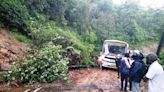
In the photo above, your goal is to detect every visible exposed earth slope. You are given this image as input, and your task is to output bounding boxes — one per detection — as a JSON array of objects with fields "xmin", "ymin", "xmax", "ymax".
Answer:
[{"xmin": 0, "ymin": 29, "xmax": 28, "ymax": 70}]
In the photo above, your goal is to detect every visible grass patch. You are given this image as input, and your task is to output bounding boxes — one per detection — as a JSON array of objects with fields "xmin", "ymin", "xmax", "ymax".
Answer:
[{"xmin": 11, "ymin": 31, "xmax": 32, "ymax": 45}]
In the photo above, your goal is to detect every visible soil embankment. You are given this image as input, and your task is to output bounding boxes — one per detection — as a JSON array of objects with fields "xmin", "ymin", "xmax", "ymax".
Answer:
[{"xmin": 0, "ymin": 29, "xmax": 28, "ymax": 70}]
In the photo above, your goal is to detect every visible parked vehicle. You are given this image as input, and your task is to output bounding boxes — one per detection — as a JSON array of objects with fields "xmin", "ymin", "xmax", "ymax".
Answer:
[{"xmin": 97, "ymin": 40, "xmax": 129, "ymax": 69}]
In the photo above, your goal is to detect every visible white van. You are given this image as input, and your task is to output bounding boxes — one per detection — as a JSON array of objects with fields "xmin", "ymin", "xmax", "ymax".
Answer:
[{"xmin": 97, "ymin": 40, "xmax": 129, "ymax": 69}]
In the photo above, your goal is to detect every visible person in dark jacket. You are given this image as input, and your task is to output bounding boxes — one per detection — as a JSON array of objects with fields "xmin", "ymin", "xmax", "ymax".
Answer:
[
  {"xmin": 119, "ymin": 53, "xmax": 131, "ymax": 92},
  {"xmin": 129, "ymin": 50, "xmax": 144, "ymax": 92},
  {"xmin": 120, "ymin": 60, "xmax": 128, "ymax": 91}
]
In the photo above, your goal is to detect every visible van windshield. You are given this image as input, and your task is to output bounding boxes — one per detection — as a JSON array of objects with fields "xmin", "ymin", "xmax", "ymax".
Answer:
[{"xmin": 108, "ymin": 45, "xmax": 125, "ymax": 54}]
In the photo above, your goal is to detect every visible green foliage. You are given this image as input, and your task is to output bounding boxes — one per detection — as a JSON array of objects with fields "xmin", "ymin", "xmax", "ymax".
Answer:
[
  {"xmin": 22, "ymin": 0, "xmax": 67, "ymax": 25},
  {"xmin": 29, "ymin": 18, "xmax": 94, "ymax": 65},
  {"xmin": 0, "ymin": 0, "xmax": 30, "ymax": 35},
  {"xmin": 6, "ymin": 42, "xmax": 68, "ymax": 83},
  {"xmin": 11, "ymin": 31, "xmax": 32, "ymax": 45},
  {"xmin": 83, "ymin": 32, "xmax": 98, "ymax": 44},
  {"xmin": 160, "ymin": 52, "xmax": 164, "ymax": 68},
  {"xmin": 66, "ymin": 0, "xmax": 163, "ymax": 45},
  {"xmin": 57, "ymin": 30, "xmax": 95, "ymax": 65},
  {"xmin": 30, "ymin": 21, "xmax": 58, "ymax": 47},
  {"xmin": 1, "ymin": 0, "xmax": 163, "ymax": 48}
]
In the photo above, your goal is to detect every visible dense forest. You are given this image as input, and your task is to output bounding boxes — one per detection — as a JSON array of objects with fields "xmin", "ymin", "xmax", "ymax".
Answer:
[{"xmin": 0, "ymin": 0, "xmax": 164, "ymax": 83}]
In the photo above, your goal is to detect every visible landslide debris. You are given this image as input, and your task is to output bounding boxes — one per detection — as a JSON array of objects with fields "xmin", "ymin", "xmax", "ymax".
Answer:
[{"xmin": 0, "ymin": 29, "xmax": 28, "ymax": 70}]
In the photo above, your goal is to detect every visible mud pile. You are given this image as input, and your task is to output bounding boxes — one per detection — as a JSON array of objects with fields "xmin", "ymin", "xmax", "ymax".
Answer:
[{"xmin": 0, "ymin": 29, "xmax": 28, "ymax": 70}]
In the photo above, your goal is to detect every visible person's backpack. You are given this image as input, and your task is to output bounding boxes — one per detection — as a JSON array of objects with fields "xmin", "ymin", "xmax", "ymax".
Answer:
[{"xmin": 138, "ymin": 61, "xmax": 148, "ymax": 78}]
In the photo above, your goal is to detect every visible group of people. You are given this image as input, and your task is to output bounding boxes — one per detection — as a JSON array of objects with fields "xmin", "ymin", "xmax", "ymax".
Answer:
[{"xmin": 115, "ymin": 50, "xmax": 164, "ymax": 92}]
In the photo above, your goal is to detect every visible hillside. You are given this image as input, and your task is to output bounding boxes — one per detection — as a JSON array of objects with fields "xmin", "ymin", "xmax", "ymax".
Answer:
[{"xmin": 0, "ymin": 29, "xmax": 28, "ymax": 70}]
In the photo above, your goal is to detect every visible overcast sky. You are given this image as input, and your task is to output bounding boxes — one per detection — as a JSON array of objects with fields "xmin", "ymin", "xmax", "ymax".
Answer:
[{"xmin": 112, "ymin": 0, "xmax": 164, "ymax": 9}]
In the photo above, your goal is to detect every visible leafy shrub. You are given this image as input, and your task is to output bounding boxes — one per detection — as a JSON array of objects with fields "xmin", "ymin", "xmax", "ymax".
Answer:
[
  {"xmin": 6, "ymin": 42, "xmax": 68, "ymax": 84},
  {"xmin": 0, "ymin": 0, "xmax": 30, "ymax": 35},
  {"xmin": 57, "ymin": 30, "xmax": 95, "ymax": 65},
  {"xmin": 83, "ymin": 32, "xmax": 98, "ymax": 44},
  {"xmin": 29, "ymin": 20, "xmax": 59, "ymax": 47}
]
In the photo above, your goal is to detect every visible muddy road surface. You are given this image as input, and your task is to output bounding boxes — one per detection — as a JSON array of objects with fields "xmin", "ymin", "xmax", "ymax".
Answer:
[
  {"xmin": 38, "ymin": 68, "xmax": 120, "ymax": 92},
  {"xmin": 1, "ymin": 68, "xmax": 120, "ymax": 92},
  {"xmin": 68, "ymin": 68, "xmax": 120, "ymax": 92}
]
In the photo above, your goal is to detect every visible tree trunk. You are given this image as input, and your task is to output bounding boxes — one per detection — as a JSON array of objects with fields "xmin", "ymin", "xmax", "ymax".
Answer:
[{"xmin": 156, "ymin": 32, "xmax": 164, "ymax": 56}]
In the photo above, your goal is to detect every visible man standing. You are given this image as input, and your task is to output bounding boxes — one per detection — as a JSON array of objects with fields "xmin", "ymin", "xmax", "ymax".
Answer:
[
  {"xmin": 145, "ymin": 54, "xmax": 164, "ymax": 92},
  {"xmin": 119, "ymin": 53, "xmax": 132, "ymax": 91},
  {"xmin": 129, "ymin": 50, "xmax": 145, "ymax": 92}
]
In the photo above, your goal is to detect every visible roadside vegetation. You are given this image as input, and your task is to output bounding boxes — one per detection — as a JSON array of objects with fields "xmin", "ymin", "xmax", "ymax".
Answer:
[
  {"xmin": 0, "ymin": 0, "xmax": 164, "ymax": 84},
  {"xmin": 160, "ymin": 52, "xmax": 164, "ymax": 68}
]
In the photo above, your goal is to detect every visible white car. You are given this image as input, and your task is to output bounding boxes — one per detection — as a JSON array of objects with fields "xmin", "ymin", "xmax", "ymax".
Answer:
[{"xmin": 97, "ymin": 40, "xmax": 129, "ymax": 69}]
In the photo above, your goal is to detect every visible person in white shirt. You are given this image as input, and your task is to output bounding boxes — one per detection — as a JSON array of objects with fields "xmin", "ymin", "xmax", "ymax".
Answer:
[{"xmin": 145, "ymin": 54, "xmax": 164, "ymax": 92}]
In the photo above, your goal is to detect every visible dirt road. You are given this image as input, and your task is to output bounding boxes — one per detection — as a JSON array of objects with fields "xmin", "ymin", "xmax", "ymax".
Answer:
[
  {"xmin": 39, "ymin": 68, "xmax": 121, "ymax": 92},
  {"xmin": 68, "ymin": 68, "xmax": 120, "ymax": 92},
  {"xmin": 0, "ymin": 68, "xmax": 121, "ymax": 92}
]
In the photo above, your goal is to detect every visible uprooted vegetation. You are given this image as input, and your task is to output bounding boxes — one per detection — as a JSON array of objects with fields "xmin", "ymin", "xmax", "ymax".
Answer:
[{"xmin": 5, "ymin": 42, "xmax": 68, "ymax": 84}]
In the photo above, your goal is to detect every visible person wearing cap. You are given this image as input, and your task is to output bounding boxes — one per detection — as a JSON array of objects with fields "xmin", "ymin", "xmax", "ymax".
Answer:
[{"xmin": 144, "ymin": 54, "xmax": 164, "ymax": 92}]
